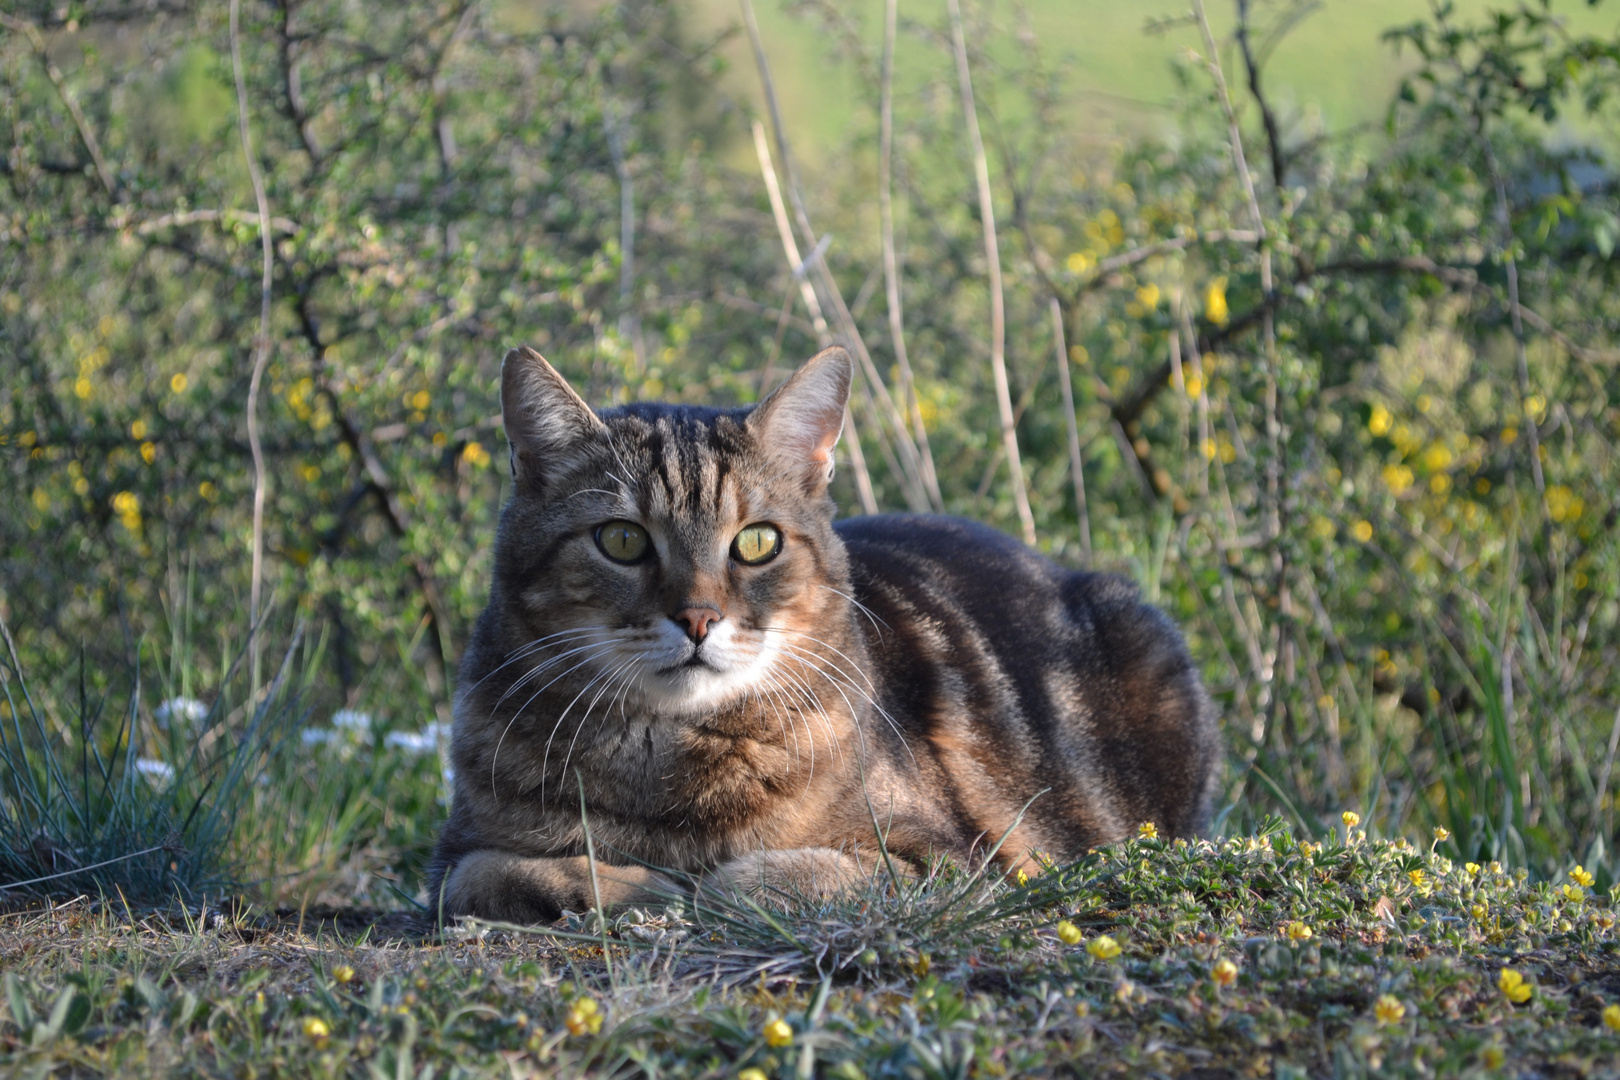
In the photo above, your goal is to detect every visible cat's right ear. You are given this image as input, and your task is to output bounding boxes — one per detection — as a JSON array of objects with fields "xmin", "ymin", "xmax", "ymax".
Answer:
[
  {"xmin": 501, "ymin": 346, "xmax": 606, "ymax": 493},
  {"xmin": 748, "ymin": 345, "xmax": 852, "ymax": 493}
]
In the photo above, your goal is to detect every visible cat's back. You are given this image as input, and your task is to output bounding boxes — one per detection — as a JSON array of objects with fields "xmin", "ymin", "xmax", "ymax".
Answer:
[{"xmin": 835, "ymin": 514, "xmax": 1218, "ymax": 843}]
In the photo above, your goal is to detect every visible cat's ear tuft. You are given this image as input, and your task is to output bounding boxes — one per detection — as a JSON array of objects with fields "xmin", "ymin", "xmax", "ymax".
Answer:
[
  {"xmin": 749, "ymin": 345, "xmax": 852, "ymax": 491},
  {"xmin": 501, "ymin": 346, "xmax": 606, "ymax": 492}
]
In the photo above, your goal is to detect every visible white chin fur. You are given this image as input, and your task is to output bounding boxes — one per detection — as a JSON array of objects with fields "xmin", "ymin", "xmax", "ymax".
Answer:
[{"xmin": 619, "ymin": 618, "xmax": 782, "ymax": 715}]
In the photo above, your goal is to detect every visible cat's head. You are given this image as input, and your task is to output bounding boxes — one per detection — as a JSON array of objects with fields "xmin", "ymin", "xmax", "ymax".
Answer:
[{"xmin": 482, "ymin": 346, "xmax": 855, "ymax": 717}]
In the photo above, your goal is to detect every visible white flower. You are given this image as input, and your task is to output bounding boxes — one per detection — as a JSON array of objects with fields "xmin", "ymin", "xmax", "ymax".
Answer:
[
  {"xmin": 154, "ymin": 697, "xmax": 208, "ymax": 729},
  {"xmin": 331, "ymin": 709, "xmax": 372, "ymax": 733},
  {"xmin": 301, "ymin": 727, "xmax": 335, "ymax": 746},
  {"xmin": 384, "ymin": 722, "xmax": 452, "ymax": 755},
  {"xmin": 135, "ymin": 758, "xmax": 175, "ymax": 784}
]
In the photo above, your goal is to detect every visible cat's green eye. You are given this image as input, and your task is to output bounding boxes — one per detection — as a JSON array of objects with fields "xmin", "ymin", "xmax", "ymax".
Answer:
[
  {"xmin": 731, "ymin": 523, "xmax": 782, "ymax": 566},
  {"xmin": 596, "ymin": 521, "xmax": 651, "ymax": 564}
]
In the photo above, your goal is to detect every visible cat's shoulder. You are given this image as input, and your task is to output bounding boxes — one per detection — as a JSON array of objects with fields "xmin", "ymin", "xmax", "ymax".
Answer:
[{"xmin": 833, "ymin": 513, "xmax": 1138, "ymax": 600}]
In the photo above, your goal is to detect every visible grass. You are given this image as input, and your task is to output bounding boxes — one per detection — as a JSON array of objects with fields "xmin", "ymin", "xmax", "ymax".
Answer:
[{"xmin": 3, "ymin": 823, "xmax": 1618, "ymax": 1077}]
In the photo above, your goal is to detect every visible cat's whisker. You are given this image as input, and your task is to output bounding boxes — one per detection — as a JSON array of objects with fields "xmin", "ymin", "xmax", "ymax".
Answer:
[
  {"xmin": 766, "ymin": 673, "xmax": 815, "ymax": 780},
  {"xmin": 493, "ymin": 637, "xmax": 621, "ymax": 710},
  {"xmin": 770, "ymin": 639, "xmax": 916, "ymax": 767},
  {"xmin": 468, "ymin": 626, "xmax": 614, "ymax": 694},
  {"xmin": 617, "ymin": 659, "xmax": 646, "ymax": 725},
  {"xmin": 554, "ymin": 657, "xmax": 644, "ymax": 798},
  {"xmin": 538, "ymin": 657, "xmax": 636, "ymax": 806},
  {"xmin": 764, "ymin": 664, "xmax": 840, "ymax": 769},
  {"xmin": 757, "ymin": 626, "xmax": 880, "ymax": 695},
  {"xmin": 752, "ymin": 675, "xmax": 800, "ymax": 776},
  {"xmin": 816, "ymin": 584, "xmax": 890, "ymax": 638},
  {"xmin": 491, "ymin": 644, "xmax": 624, "ymax": 803}
]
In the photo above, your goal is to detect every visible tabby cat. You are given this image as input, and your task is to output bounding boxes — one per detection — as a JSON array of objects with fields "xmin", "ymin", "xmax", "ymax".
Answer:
[{"xmin": 429, "ymin": 345, "xmax": 1217, "ymax": 922}]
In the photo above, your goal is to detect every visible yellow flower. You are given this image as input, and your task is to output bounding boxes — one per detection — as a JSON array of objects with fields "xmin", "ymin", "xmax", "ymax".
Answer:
[
  {"xmin": 301, "ymin": 1016, "xmax": 331, "ymax": 1048},
  {"xmin": 739, "ymin": 1069, "xmax": 769, "ymax": 1080},
  {"xmin": 1409, "ymin": 870, "xmax": 1427, "ymax": 889},
  {"xmin": 1351, "ymin": 520, "xmax": 1373, "ymax": 543},
  {"xmin": 565, "ymin": 997, "xmax": 603, "ymax": 1036},
  {"xmin": 1482, "ymin": 1045, "xmax": 1505, "ymax": 1069},
  {"xmin": 1471, "ymin": 904, "xmax": 1488, "ymax": 923},
  {"xmin": 762, "ymin": 1017, "xmax": 793, "ymax": 1047},
  {"xmin": 1374, "ymin": 995, "xmax": 1405, "ymax": 1025},
  {"xmin": 1066, "ymin": 251, "xmax": 1095, "ymax": 274},
  {"xmin": 1204, "ymin": 277, "xmax": 1229, "ymax": 325},
  {"xmin": 1368, "ymin": 403, "xmax": 1393, "ymax": 436},
  {"xmin": 1498, "ymin": 968, "xmax": 1532, "ymax": 1004},
  {"xmin": 1466, "ymin": 862, "xmax": 1481, "ymax": 875},
  {"xmin": 1056, "ymin": 920, "xmax": 1083, "ymax": 946},
  {"xmin": 1341, "ymin": 811, "xmax": 1361, "ymax": 829},
  {"xmin": 462, "ymin": 441, "xmax": 491, "ymax": 469},
  {"xmin": 1211, "ymin": 958, "xmax": 1238, "ymax": 987},
  {"xmin": 331, "ymin": 964, "xmax": 356, "ymax": 985},
  {"xmin": 1571, "ymin": 866, "xmax": 1595, "ymax": 888},
  {"xmin": 1137, "ymin": 821, "xmax": 1158, "ymax": 840},
  {"xmin": 1432, "ymin": 826, "xmax": 1450, "ymax": 843},
  {"xmin": 1086, "ymin": 935, "xmax": 1122, "ymax": 960},
  {"xmin": 1560, "ymin": 883, "xmax": 1585, "ymax": 902},
  {"xmin": 1603, "ymin": 1003, "xmax": 1620, "ymax": 1031},
  {"xmin": 1016, "ymin": 868, "xmax": 1029, "ymax": 887},
  {"xmin": 170, "ymin": 372, "xmax": 189, "ymax": 394},
  {"xmin": 1284, "ymin": 921, "xmax": 1313, "ymax": 942}
]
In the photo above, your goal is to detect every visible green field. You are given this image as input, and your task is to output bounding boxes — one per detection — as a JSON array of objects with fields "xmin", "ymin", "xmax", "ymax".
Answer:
[{"xmin": 678, "ymin": 0, "xmax": 1620, "ymax": 160}]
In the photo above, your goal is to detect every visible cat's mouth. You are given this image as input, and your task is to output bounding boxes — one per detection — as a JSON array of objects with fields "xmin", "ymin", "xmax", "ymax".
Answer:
[{"xmin": 659, "ymin": 648, "xmax": 717, "ymax": 675}]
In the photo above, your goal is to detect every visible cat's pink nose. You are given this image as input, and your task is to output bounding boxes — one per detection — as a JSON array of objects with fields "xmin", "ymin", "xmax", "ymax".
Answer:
[{"xmin": 673, "ymin": 607, "xmax": 722, "ymax": 643}]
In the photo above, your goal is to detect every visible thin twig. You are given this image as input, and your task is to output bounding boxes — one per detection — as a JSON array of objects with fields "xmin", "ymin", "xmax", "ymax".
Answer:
[
  {"xmin": 0, "ymin": 13, "xmax": 118, "ymax": 198},
  {"xmin": 1050, "ymin": 298, "xmax": 1090, "ymax": 556},
  {"xmin": 948, "ymin": 0, "xmax": 1035, "ymax": 546},
  {"xmin": 231, "ymin": 0, "xmax": 276, "ymax": 697},
  {"xmin": 749, "ymin": 120, "xmax": 877, "ymax": 514},
  {"xmin": 880, "ymin": 0, "xmax": 942, "ymax": 511},
  {"xmin": 740, "ymin": 0, "xmax": 930, "ymax": 512},
  {"xmin": 605, "ymin": 100, "xmax": 644, "ymax": 375},
  {"xmin": 1480, "ymin": 130, "xmax": 1547, "ymax": 504},
  {"xmin": 0, "ymin": 846, "xmax": 166, "ymax": 894},
  {"xmin": 1592, "ymin": 700, "xmax": 1620, "ymax": 838}
]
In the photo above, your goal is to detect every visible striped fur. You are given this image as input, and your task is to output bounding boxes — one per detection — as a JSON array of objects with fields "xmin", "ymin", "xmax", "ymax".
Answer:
[{"xmin": 428, "ymin": 346, "xmax": 1218, "ymax": 922}]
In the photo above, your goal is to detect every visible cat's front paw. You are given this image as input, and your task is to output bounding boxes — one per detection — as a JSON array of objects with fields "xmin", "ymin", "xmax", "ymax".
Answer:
[
  {"xmin": 440, "ymin": 850, "xmax": 681, "ymax": 924},
  {"xmin": 705, "ymin": 847, "xmax": 870, "ymax": 906}
]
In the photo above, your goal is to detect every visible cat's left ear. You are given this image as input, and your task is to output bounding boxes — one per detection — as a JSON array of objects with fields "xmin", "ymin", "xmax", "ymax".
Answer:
[
  {"xmin": 501, "ymin": 346, "xmax": 607, "ymax": 493},
  {"xmin": 748, "ymin": 345, "xmax": 852, "ymax": 492}
]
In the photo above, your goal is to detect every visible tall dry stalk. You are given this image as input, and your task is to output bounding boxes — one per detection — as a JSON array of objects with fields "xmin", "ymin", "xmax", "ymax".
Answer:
[
  {"xmin": 1049, "ymin": 298, "xmax": 1090, "ymax": 556},
  {"xmin": 751, "ymin": 121, "xmax": 878, "ymax": 514},
  {"xmin": 740, "ymin": 0, "xmax": 932, "ymax": 513},
  {"xmin": 1192, "ymin": 0, "xmax": 1290, "ymax": 717},
  {"xmin": 231, "ymin": 0, "xmax": 275, "ymax": 695},
  {"xmin": 947, "ymin": 0, "xmax": 1035, "ymax": 546},
  {"xmin": 881, "ymin": 0, "xmax": 942, "ymax": 511}
]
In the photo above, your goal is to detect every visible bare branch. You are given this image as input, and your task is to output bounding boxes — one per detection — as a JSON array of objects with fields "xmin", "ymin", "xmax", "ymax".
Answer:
[
  {"xmin": 749, "ymin": 120, "xmax": 878, "ymax": 515},
  {"xmin": 948, "ymin": 0, "xmax": 1035, "ymax": 546},
  {"xmin": 1050, "ymin": 297, "xmax": 1091, "ymax": 556},
  {"xmin": 880, "ymin": 0, "xmax": 942, "ymax": 511},
  {"xmin": 230, "ymin": 0, "xmax": 277, "ymax": 695},
  {"xmin": 0, "ymin": 12, "xmax": 118, "ymax": 198}
]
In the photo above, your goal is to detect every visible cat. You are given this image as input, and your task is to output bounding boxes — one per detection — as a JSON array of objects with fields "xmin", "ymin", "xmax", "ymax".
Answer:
[{"xmin": 428, "ymin": 344, "xmax": 1218, "ymax": 922}]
